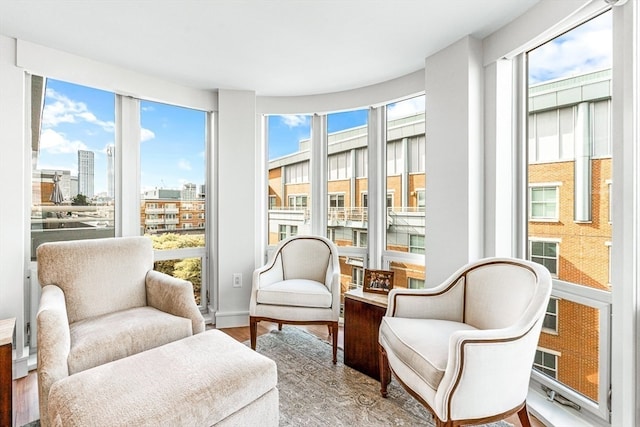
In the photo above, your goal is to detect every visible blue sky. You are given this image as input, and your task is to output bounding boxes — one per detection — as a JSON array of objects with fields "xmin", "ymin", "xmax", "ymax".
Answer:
[
  {"xmin": 38, "ymin": 80, "xmax": 205, "ymax": 195},
  {"xmin": 36, "ymin": 11, "xmax": 611, "ymax": 192}
]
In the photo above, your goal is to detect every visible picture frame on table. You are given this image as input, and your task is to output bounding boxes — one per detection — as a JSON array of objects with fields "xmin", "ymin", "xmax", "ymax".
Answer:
[{"xmin": 363, "ymin": 269, "xmax": 394, "ymax": 294}]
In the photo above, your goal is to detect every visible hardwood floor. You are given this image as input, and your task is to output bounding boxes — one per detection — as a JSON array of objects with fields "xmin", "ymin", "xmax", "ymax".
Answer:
[{"xmin": 12, "ymin": 323, "xmax": 543, "ymax": 427}]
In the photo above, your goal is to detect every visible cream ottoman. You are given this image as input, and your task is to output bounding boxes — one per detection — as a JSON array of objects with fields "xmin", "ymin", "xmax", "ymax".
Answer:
[{"xmin": 47, "ymin": 329, "xmax": 279, "ymax": 426}]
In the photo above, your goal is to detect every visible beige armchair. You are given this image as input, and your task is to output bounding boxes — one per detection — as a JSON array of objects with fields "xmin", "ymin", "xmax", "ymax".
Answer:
[
  {"xmin": 36, "ymin": 236, "xmax": 205, "ymax": 427},
  {"xmin": 379, "ymin": 257, "xmax": 552, "ymax": 427},
  {"xmin": 250, "ymin": 235, "xmax": 341, "ymax": 363}
]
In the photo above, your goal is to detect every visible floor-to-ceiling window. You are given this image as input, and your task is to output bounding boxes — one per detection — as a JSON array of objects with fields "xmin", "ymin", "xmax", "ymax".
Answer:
[
  {"xmin": 139, "ymin": 100, "xmax": 208, "ymax": 306},
  {"xmin": 384, "ymin": 95, "xmax": 426, "ymax": 289},
  {"xmin": 326, "ymin": 109, "xmax": 369, "ymax": 307},
  {"xmin": 526, "ymin": 10, "xmax": 612, "ymax": 422},
  {"xmin": 266, "ymin": 114, "xmax": 312, "ymax": 245},
  {"xmin": 30, "ymin": 77, "xmax": 116, "ymax": 258}
]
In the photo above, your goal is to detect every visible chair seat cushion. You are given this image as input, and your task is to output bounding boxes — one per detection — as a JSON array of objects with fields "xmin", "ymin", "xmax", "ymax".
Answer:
[
  {"xmin": 68, "ymin": 306, "xmax": 193, "ymax": 374},
  {"xmin": 379, "ymin": 317, "xmax": 477, "ymax": 390},
  {"xmin": 256, "ymin": 279, "xmax": 332, "ymax": 308}
]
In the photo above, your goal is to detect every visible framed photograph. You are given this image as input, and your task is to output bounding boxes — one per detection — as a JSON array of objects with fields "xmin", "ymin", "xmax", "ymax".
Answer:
[{"xmin": 363, "ymin": 269, "xmax": 394, "ymax": 294}]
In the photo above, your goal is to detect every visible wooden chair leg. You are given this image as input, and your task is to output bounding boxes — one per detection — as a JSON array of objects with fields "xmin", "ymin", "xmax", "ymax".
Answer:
[
  {"xmin": 517, "ymin": 404, "xmax": 532, "ymax": 427},
  {"xmin": 250, "ymin": 318, "xmax": 258, "ymax": 350},
  {"xmin": 379, "ymin": 344, "xmax": 391, "ymax": 397},
  {"xmin": 331, "ymin": 322, "xmax": 338, "ymax": 364},
  {"xmin": 327, "ymin": 324, "xmax": 332, "ymax": 337},
  {"xmin": 278, "ymin": 323, "xmax": 283, "ymax": 331}
]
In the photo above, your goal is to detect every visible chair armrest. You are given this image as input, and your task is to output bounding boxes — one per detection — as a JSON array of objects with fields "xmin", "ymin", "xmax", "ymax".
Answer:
[
  {"xmin": 435, "ymin": 324, "xmax": 542, "ymax": 421},
  {"xmin": 37, "ymin": 285, "xmax": 71, "ymax": 427},
  {"xmin": 386, "ymin": 276, "xmax": 466, "ymax": 321},
  {"xmin": 146, "ymin": 270, "xmax": 205, "ymax": 334}
]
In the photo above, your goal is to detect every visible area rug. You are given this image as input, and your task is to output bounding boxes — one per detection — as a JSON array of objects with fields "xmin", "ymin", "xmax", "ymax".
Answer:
[{"xmin": 250, "ymin": 327, "xmax": 513, "ymax": 427}]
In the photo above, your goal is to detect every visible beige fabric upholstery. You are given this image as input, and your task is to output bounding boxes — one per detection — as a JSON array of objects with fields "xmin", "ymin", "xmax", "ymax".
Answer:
[
  {"xmin": 48, "ymin": 330, "xmax": 279, "ymax": 427},
  {"xmin": 379, "ymin": 257, "xmax": 552, "ymax": 427},
  {"xmin": 250, "ymin": 235, "xmax": 341, "ymax": 362},
  {"xmin": 36, "ymin": 236, "xmax": 205, "ymax": 427}
]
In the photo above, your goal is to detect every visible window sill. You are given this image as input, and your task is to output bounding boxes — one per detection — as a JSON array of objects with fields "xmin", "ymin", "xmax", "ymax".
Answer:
[{"xmin": 527, "ymin": 387, "xmax": 609, "ymax": 427}]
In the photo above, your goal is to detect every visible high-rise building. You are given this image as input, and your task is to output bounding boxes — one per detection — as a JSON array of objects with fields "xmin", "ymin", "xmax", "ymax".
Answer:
[
  {"xmin": 106, "ymin": 145, "xmax": 115, "ymax": 199},
  {"xmin": 182, "ymin": 183, "xmax": 197, "ymax": 200},
  {"xmin": 78, "ymin": 149, "xmax": 94, "ymax": 198}
]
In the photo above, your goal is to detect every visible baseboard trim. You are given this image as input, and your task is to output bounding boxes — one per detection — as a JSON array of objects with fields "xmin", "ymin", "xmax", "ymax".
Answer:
[{"xmin": 214, "ymin": 310, "xmax": 249, "ymax": 328}]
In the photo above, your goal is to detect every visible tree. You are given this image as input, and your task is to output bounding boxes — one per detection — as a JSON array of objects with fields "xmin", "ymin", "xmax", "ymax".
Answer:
[
  {"xmin": 71, "ymin": 194, "xmax": 89, "ymax": 206},
  {"xmin": 149, "ymin": 233, "xmax": 205, "ymax": 304}
]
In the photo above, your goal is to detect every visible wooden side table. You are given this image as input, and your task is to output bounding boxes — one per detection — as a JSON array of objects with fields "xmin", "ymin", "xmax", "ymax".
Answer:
[
  {"xmin": 0, "ymin": 317, "xmax": 15, "ymax": 427},
  {"xmin": 344, "ymin": 288, "xmax": 388, "ymax": 381}
]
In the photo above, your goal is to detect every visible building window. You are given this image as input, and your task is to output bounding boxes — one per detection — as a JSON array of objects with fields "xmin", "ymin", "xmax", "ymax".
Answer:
[
  {"xmin": 534, "ymin": 349, "xmax": 558, "ymax": 379},
  {"xmin": 408, "ymin": 278, "xmax": 425, "ymax": 289},
  {"xmin": 278, "ymin": 225, "xmax": 287, "ymax": 241},
  {"xmin": 416, "ymin": 189, "xmax": 425, "ymax": 209},
  {"xmin": 328, "ymin": 152, "xmax": 351, "ymax": 180},
  {"xmin": 352, "ymin": 230, "xmax": 367, "ymax": 248},
  {"xmin": 543, "ymin": 298, "xmax": 559, "ymax": 333},
  {"xmin": 529, "ymin": 186, "xmax": 559, "ymax": 221},
  {"xmin": 269, "ymin": 195, "xmax": 277, "ymax": 210},
  {"xmin": 409, "ymin": 234, "xmax": 425, "ymax": 254},
  {"xmin": 529, "ymin": 240, "xmax": 559, "ymax": 277},
  {"xmin": 288, "ymin": 195, "xmax": 308, "ymax": 209},
  {"xmin": 329, "ymin": 194, "xmax": 345, "ymax": 208},
  {"xmin": 284, "ymin": 161, "xmax": 309, "ymax": 184}
]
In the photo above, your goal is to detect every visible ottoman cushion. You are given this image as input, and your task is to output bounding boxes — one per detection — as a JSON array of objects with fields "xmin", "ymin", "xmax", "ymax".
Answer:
[{"xmin": 48, "ymin": 329, "xmax": 278, "ymax": 426}]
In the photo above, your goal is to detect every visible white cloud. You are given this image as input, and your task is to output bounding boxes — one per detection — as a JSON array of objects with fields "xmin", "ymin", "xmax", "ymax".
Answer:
[
  {"xmin": 177, "ymin": 159, "xmax": 192, "ymax": 170},
  {"xmin": 43, "ymin": 88, "xmax": 114, "ymax": 132},
  {"xmin": 529, "ymin": 12, "xmax": 611, "ymax": 83},
  {"xmin": 280, "ymin": 115, "xmax": 308, "ymax": 128},
  {"xmin": 40, "ymin": 128, "xmax": 88, "ymax": 154},
  {"xmin": 387, "ymin": 96, "xmax": 425, "ymax": 120},
  {"xmin": 140, "ymin": 128, "xmax": 156, "ymax": 142}
]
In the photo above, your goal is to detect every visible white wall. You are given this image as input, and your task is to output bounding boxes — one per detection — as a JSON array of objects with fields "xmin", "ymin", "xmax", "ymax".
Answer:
[
  {"xmin": 215, "ymin": 89, "xmax": 256, "ymax": 328},
  {"xmin": 424, "ymin": 35, "xmax": 484, "ymax": 286},
  {"xmin": 0, "ymin": 35, "xmax": 28, "ymax": 376}
]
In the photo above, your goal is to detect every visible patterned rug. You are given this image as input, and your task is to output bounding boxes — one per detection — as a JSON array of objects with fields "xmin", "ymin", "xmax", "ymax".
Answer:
[{"xmin": 250, "ymin": 327, "xmax": 514, "ymax": 427}]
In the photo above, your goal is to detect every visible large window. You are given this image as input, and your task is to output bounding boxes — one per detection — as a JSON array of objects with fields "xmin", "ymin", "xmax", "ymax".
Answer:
[
  {"xmin": 140, "ymin": 100, "xmax": 207, "ymax": 306},
  {"xmin": 526, "ymin": 10, "xmax": 612, "ymax": 422},
  {"xmin": 30, "ymin": 77, "xmax": 116, "ymax": 259},
  {"xmin": 267, "ymin": 115, "xmax": 312, "ymax": 245},
  {"xmin": 385, "ymin": 96, "xmax": 426, "ymax": 286}
]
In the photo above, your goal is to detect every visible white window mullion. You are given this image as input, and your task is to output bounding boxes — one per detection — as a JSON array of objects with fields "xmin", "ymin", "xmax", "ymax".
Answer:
[
  {"xmin": 310, "ymin": 114, "xmax": 327, "ymax": 236},
  {"xmin": 115, "ymin": 95, "xmax": 141, "ymax": 237},
  {"xmin": 367, "ymin": 106, "xmax": 385, "ymax": 269}
]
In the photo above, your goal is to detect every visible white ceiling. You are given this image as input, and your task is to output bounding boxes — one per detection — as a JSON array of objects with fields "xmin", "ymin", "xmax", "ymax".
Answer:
[{"xmin": 0, "ymin": 0, "xmax": 539, "ymax": 96}]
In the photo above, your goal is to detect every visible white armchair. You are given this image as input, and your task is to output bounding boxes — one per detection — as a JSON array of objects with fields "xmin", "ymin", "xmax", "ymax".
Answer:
[
  {"xmin": 36, "ymin": 236, "xmax": 205, "ymax": 427},
  {"xmin": 378, "ymin": 257, "xmax": 552, "ymax": 427},
  {"xmin": 250, "ymin": 235, "xmax": 341, "ymax": 363}
]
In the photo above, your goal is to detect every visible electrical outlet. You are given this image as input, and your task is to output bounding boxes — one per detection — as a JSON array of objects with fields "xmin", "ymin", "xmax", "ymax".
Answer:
[{"xmin": 232, "ymin": 273, "xmax": 242, "ymax": 288}]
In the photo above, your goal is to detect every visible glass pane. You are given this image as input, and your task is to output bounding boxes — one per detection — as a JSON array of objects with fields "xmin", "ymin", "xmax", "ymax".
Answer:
[
  {"xmin": 267, "ymin": 115, "xmax": 312, "ymax": 245},
  {"xmin": 31, "ymin": 78, "xmax": 115, "ymax": 260},
  {"xmin": 537, "ymin": 300, "xmax": 600, "ymax": 401},
  {"xmin": 140, "ymin": 100, "xmax": 206, "ymax": 247},
  {"xmin": 338, "ymin": 255, "xmax": 365, "ymax": 317},
  {"xmin": 385, "ymin": 96, "xmax": 426, "ymax": 279},
  {"xmin": 327, "ymin": 109, "xmax": 368, "ymax": 249},
  {"xmin": 389, "ymin": 261, "xmax": 425, "ymax": 289},
  {"xmin": 153, "ymin": 257, "xmax": 202, "ymax": 305},
  {"xmin": 528, "ymin": 10, "xmax": 611, "ymax": 406}
]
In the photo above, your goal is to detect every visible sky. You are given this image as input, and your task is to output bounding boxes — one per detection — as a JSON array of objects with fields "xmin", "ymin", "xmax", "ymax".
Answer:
[{"xmin": 36, "ymin": 10, "xmax": 611, "ymax": 193}]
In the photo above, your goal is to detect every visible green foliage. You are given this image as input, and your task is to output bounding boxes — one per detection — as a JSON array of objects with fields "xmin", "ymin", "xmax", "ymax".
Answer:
[
  {"xmin": 149, "ymin": 233, "xmax": 205, "ymax": 305},
  {"xmin": 71, "ymin": 194, "xmax": 89, "ymax": 206}
]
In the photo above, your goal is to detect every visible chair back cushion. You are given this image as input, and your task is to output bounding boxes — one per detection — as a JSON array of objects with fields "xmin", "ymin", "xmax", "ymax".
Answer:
[
  {"xmin": 37, "ymin": 237, "xmax": 153, "ymax": 324},
  {"xmin": 279, "ymin": 237, "xmax": 332, "ymax": 285},
  {"xmin": 464, "ymin": 261, "xmax": 538, "ymax": 330}
]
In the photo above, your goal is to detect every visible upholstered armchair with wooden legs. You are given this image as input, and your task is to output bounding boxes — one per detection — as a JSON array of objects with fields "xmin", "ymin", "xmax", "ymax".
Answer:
[
  {"xmin": 250, "ymin": 235, "xmax": 341, "ymax": 363},
  {"xmin": 379, "ymin": 257, "xmax": 552, "ymax": 427}
]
